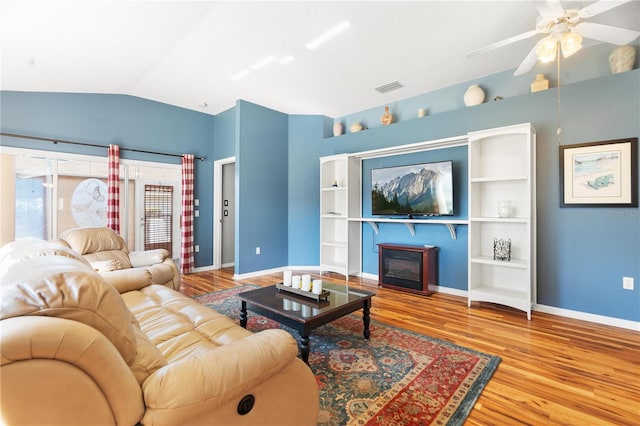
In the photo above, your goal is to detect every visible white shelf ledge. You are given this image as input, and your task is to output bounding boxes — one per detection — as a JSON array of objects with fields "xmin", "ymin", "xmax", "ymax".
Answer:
[
  {"xmin": 348, "ymin": 217, "xmax": 468, "ymax": 239},
  {"xmin": 470, "ymin": 256, "xmax": 527, "ymax": 269}
]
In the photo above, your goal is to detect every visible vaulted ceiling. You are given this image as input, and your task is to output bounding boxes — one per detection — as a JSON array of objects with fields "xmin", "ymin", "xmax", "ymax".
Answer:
[{"xmin": 2, "ymin": 1, "xmax": 638, "ymax": 117}]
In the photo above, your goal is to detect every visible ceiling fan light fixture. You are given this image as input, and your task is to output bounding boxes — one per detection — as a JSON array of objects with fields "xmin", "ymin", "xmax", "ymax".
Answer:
[
  {"xmin": 560, "ymin": 32, "xmax": 583, "ymax": 58},
  {"xmin": 536, "ymin": 37, "xmax": 558, "ymax": 63}
]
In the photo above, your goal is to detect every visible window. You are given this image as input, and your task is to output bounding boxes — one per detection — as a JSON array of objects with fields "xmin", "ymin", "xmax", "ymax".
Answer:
[{"xmin": 1, "ymin": 147, "xmax": 180, "ymax": 255}]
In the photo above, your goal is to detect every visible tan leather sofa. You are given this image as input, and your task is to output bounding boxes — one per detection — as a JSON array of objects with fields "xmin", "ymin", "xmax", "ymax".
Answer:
[
  {"xmin": 0, "ymin": 238, "xmax": 319, "ymax": 425},
  {"xmin": 55, "ymin": 226, "xmax": 181, "ymax": 291}
]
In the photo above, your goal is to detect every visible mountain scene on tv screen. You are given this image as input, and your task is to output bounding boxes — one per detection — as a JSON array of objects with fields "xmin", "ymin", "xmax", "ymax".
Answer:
[{"xmin": 372, "ymin": 167, "xmax": 453, "ymax": 215}]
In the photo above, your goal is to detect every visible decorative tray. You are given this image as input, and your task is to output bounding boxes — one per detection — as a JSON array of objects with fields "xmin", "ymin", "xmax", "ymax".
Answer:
[{"xmin": 276, "ymin": 283, "xmax": 330, "ymax": 301}]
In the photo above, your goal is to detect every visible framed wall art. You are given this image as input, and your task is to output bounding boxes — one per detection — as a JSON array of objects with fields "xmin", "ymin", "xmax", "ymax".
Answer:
[{"xmin": 559, "ymin": 137, "xmax": 638, "ymax": 207}]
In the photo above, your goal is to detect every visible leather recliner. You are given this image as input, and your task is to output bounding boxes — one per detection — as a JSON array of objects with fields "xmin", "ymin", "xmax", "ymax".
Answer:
[
  {"xmin": 55, "ymin": 226, "xmax": 181, "ymax": 291},
  {"xmin": 0, "ymin": 238, "xmax": 319, "ymax": 425}
]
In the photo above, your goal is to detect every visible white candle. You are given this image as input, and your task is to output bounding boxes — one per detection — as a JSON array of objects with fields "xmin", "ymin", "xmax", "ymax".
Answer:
[
  {"xmin": 312, "ymin": 279, "xmax": 323, "ymax": 294},
  {"xmin": 301, "ymin": 274, "xmax": 311, "ymax": 291},
  {"xmin": 283, "ymin": 270, "xmax": 292, "ymax": 286},
  {"xmin": 291, "ymin": 275, "xmax": 301, "ymax": 289}
]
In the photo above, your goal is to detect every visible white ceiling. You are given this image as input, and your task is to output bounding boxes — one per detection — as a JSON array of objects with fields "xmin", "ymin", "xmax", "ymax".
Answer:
[{"xmin": 1, "ymin": 1, "xmax": 639, "ymax": 117}]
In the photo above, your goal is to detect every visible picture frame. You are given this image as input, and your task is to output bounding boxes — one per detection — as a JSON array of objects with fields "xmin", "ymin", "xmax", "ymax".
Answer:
[{"xmin": 559, "ymin": 138, "xmax": 637, "ymax": 207}]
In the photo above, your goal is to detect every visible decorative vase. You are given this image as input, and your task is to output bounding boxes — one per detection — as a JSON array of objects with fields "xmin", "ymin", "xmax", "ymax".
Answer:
[
  {"xmin": 381, "ymin": 106, "xmax": 393, "ymax": 125},
  {"xmin": 609, "ymin": 45, "xmax": 635, "ymax": 74},
  {"xmin": 333, "ymin": 121, "xmax": 343, "ymax": 137},
  {"xmin": 350, "ymin": 122, "xmax": 364, "ymax": 133},
  {"xmin": 464, "ymin": 84, "xmax": 485, "ymax": 107},
  {"xmin": 530, "ymin": 74, "xmax": 549, "ymax": 93}
]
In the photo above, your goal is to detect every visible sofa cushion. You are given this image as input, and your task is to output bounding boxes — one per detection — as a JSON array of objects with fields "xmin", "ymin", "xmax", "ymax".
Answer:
[
  {"xmin": 129, "ymin": 249, "xmax": 169, "ymax": 267},
  {"xmin": 121, "ymin": 285, "xmax": 252, "ymax": 363},
  {"xmin": 82, "ymin": 250, "xmax": 133, "ymax": 270},
  {"xmin": 59, "ymin": 226, "xmax": 129, "ymax": 255},
  {"xmin": 129, "ymin": 325, "xmax": 168, "ymax": 385},
  {"xmin": 0, "ymin": 248, "xmax": 138, "ymax": 365},
  {"xmin": 91, "ymin": 259, "xmax": 125, "ymax": 272},
  {"xmin": 0, "ymin": 237, "xmax": 90, "ymax": 268}
]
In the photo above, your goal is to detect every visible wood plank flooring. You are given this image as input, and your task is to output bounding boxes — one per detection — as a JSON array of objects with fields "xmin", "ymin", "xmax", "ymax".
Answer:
[{"xmin": 181, "ymin": 268, "xmax": 640, "ymax": 425}]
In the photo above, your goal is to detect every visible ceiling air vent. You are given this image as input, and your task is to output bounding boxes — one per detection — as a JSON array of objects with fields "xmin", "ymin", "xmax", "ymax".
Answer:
[{"xmin": 374, "ymin": 81, "xmax": 403, "ymax": 94}]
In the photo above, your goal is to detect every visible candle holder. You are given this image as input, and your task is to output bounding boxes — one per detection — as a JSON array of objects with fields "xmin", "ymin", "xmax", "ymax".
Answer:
[{"xmin": 493, "ymin": 238, "xmax": 511, "ymax": 261}]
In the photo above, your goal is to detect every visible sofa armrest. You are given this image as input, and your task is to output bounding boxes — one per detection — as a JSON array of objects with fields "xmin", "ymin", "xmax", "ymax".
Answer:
[
  {"xmin": 100, "ymin": 267, "xmax": 153, "ymax": 293},
  {"xmin": 142, "ymin": 329, "xmax": 314, "ymax": 425},
  {"xmin": 1, "ymin": 316, "xmax": 144, "ymax": 426},
  {"xmin": 129, "ymin": 249, "xmax": 169, "ymax": 267}
]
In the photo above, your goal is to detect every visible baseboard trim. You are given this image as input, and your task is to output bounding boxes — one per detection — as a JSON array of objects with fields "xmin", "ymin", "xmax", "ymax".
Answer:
[
  {"xmin": 534, "ymin": 304, "xmax": 640, "ymax": 331},
  {"xmin": 191, "ymin": 265, "xmax": 215, "ymax": 273},
  {"xmin": 233, "ymin": 266, "xmax": 320, "ymax": 281},
  {"xmin": 191, "ymin": 265, "xmax": 640, "ymax": 331}
]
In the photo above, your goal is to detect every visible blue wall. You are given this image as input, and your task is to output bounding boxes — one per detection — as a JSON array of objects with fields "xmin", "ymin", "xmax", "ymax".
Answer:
[
  {"xmin": 235, "ymin": 100, "xmax": 289, "ymax": 274},
  {"xmin": 288, "ymin": 69, "xmax": 639, "ymax": 322},
  {"xmin": 0, "ymin": 92, "xmax": 216, "ymax": 267},
  {"xmin": 1, "ymin": 55, "xmax": 638, "ymax": 322}
]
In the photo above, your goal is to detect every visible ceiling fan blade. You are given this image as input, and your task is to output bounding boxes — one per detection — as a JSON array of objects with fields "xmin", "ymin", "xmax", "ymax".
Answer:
[
  {"xmin": 578, "ymin": 0, "xmax": 633, "ymax": 18},
  {"xmin": 535, "ymin": 0, "xmax": 565, "ymax": 20},
  {"xmin": 575, "ymin": 22, "xmax": 640, "ymax": 45},
  {"xmin": 466, "ymin": 29, "xmax": 540, "ymax": 58},
  {"xmin": 513, "ymin": 39, "xmax": 547, "ymax": 76}
]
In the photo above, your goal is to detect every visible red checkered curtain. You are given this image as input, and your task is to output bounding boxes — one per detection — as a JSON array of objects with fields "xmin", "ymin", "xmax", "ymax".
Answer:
[
  {"xmin": 106, "ymin": 144, "xmax": 120, "ymax": 234},
  {"xmin": 180, "ymin": 154, "xmax": 195, "ymax": 274}
]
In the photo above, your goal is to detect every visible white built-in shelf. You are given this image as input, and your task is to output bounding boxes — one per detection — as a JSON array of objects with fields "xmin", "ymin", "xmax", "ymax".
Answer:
[
  {"xmin": 468, "ymin": 217, "xmax": 528, "ymax": 223},
  {"xmin": 349, "ymin": 217, "xmax": 468, "ymax": 239},
  {"xmin": 322, "ymin": 214, "xmax": 347, "ymax": 219},
  {"xmin": 467, "ymin": 122, "xmax": 536, "ymax": 320},
  {"xmin": 321, "ymin": 240, "xmax": 347, "ymax": 248},
  {"xmin": 469, "ymin": 256, "xmax": 527, "ymax": 269},
  {"xmin": 470, "ymin": 176, "xmax": 528, "ymax": 183},
  {"xmin": 468, "ymin": 286, "xmax": 530, "ymax": 312}
]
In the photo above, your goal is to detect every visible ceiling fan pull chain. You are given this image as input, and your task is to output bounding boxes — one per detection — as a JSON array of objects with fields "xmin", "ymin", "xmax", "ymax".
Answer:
[{"xmin": 557, "ymin": 47, "xmax": 562, "ymax": 145}]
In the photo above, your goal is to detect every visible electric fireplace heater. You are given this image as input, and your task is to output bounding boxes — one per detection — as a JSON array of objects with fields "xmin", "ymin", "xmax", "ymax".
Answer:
[{"xmin": 378, "ymin": 243, "xmax": 437, "ymax": 296}]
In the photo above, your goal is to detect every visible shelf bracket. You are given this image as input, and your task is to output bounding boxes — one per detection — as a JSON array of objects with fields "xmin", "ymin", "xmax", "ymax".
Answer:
[
  {"xmin": 365, "ymin": 220, "xmax": 379, "ymax": 234},
  {"xmin": 446, "ymin": 224, "xmax": 457, "ymax": 240},
  {"xmin": 404, "ymin": 222, "xmax": 416, "ymax": 236}
]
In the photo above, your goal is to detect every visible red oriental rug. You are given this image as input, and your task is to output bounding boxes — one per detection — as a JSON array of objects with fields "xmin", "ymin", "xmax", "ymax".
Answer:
[{"xmin": 195, "ymin": 285, "xmax": 500, "ymax": 425}]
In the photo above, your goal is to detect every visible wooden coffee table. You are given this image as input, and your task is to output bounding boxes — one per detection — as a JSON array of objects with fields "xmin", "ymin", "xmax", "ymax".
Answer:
[{"xmin": 238, "ymin": 282, "xmax": 375, "ymax": 364}]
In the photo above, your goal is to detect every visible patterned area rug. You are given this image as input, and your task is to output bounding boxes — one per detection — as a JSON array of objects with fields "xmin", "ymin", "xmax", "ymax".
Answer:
[{"xmin": 194, "ymin": 285, "xmax": 500, "ymax": 425}]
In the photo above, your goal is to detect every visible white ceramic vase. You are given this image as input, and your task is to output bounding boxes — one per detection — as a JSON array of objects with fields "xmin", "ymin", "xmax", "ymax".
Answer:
[
  {"xmin": 333, "ymin": 121, "xmax": 343, "ymax": 137},
  {"xmin": 609, "ymin": 45, "xmax": 635, "ymax": 74},
  {"xmin": 464, "ymin": 84, "xmax": 485, "ymax": 107}
]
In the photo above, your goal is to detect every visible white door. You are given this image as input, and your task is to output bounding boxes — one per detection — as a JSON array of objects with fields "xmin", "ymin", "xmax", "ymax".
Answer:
[
  {"xmin": 213, "ymin": 157, "xmax": 236, "ymax": 269},
  {"xmin": 135, "ymin": 180, "xmax": 180, "ymax": 257}
]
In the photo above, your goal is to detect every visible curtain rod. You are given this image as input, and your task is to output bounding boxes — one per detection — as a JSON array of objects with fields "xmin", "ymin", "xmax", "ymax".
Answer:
[{"xmin": 0, "ymin": 132, "xmax": 206, "ymax": 161}]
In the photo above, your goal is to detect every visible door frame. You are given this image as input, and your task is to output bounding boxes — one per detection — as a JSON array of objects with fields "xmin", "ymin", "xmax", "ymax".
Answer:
[{"xmin": 213, "ymin": 156, "xmax": 235, "ymax": 270}]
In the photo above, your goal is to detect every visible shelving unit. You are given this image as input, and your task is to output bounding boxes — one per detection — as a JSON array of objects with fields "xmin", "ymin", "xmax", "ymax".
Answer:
[
  {"xmin": 319, "ymin": 154, "xmax": 361, "ymax": 278},
  {"xmin": 349, "ymin": 217, "xmax": 467, "ymax": 239},
  {"xmin": 467, "ymin": 123, "xmax": 536, "ymax": 319}
]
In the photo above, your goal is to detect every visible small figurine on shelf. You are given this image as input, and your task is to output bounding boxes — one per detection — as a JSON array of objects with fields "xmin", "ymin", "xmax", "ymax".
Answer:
[
  {"xmin": 493, "ymin": 238, "xmax": 512, "ymax": 261},
  {"xmin": 331, "ymin": 179, "xmax": 338, "ymax": 188},
  {"xmin": 530, "ymin": 74, "xmax": 549, "ymax": 93},
  {"xmin": 381, "ymin": 106, "xmax": 393, "ymax": 125},
  {"xmin": 333, "ymin": 120, "xmax": 343, "ymax": 137}
]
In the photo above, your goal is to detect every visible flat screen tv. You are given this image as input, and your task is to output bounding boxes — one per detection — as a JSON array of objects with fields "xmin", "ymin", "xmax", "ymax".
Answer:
[{"xmin": 371, "ymin": 160, "xmax": 453, "ymax": 216}]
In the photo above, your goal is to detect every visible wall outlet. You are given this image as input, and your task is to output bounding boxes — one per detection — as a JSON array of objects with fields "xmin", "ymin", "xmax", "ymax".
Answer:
[
  {"xmin": 256, "ymin": 247, "xmax": 261, "ymax": 255},
  {"xmin": 623, "ymin": 276, "xmax": 634, "ymax": 290},
  {"xmin": 195, "ymin": 245, "xmax": 200, "ymax": 253},
  {"xmin": 194, "ymin": 210, "xmax": 199, "ymax": 217}
]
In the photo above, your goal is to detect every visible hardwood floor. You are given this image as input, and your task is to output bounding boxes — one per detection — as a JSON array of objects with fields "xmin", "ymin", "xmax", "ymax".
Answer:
[{"xmin": 181, "ymin": 268, "xmax": 640, "ymax": 425}]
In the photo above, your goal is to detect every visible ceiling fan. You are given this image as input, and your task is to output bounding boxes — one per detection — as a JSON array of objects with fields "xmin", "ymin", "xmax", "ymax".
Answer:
[{"xmin": 467, "ymin": 0, "xmax": 640, "ymax": 75}]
